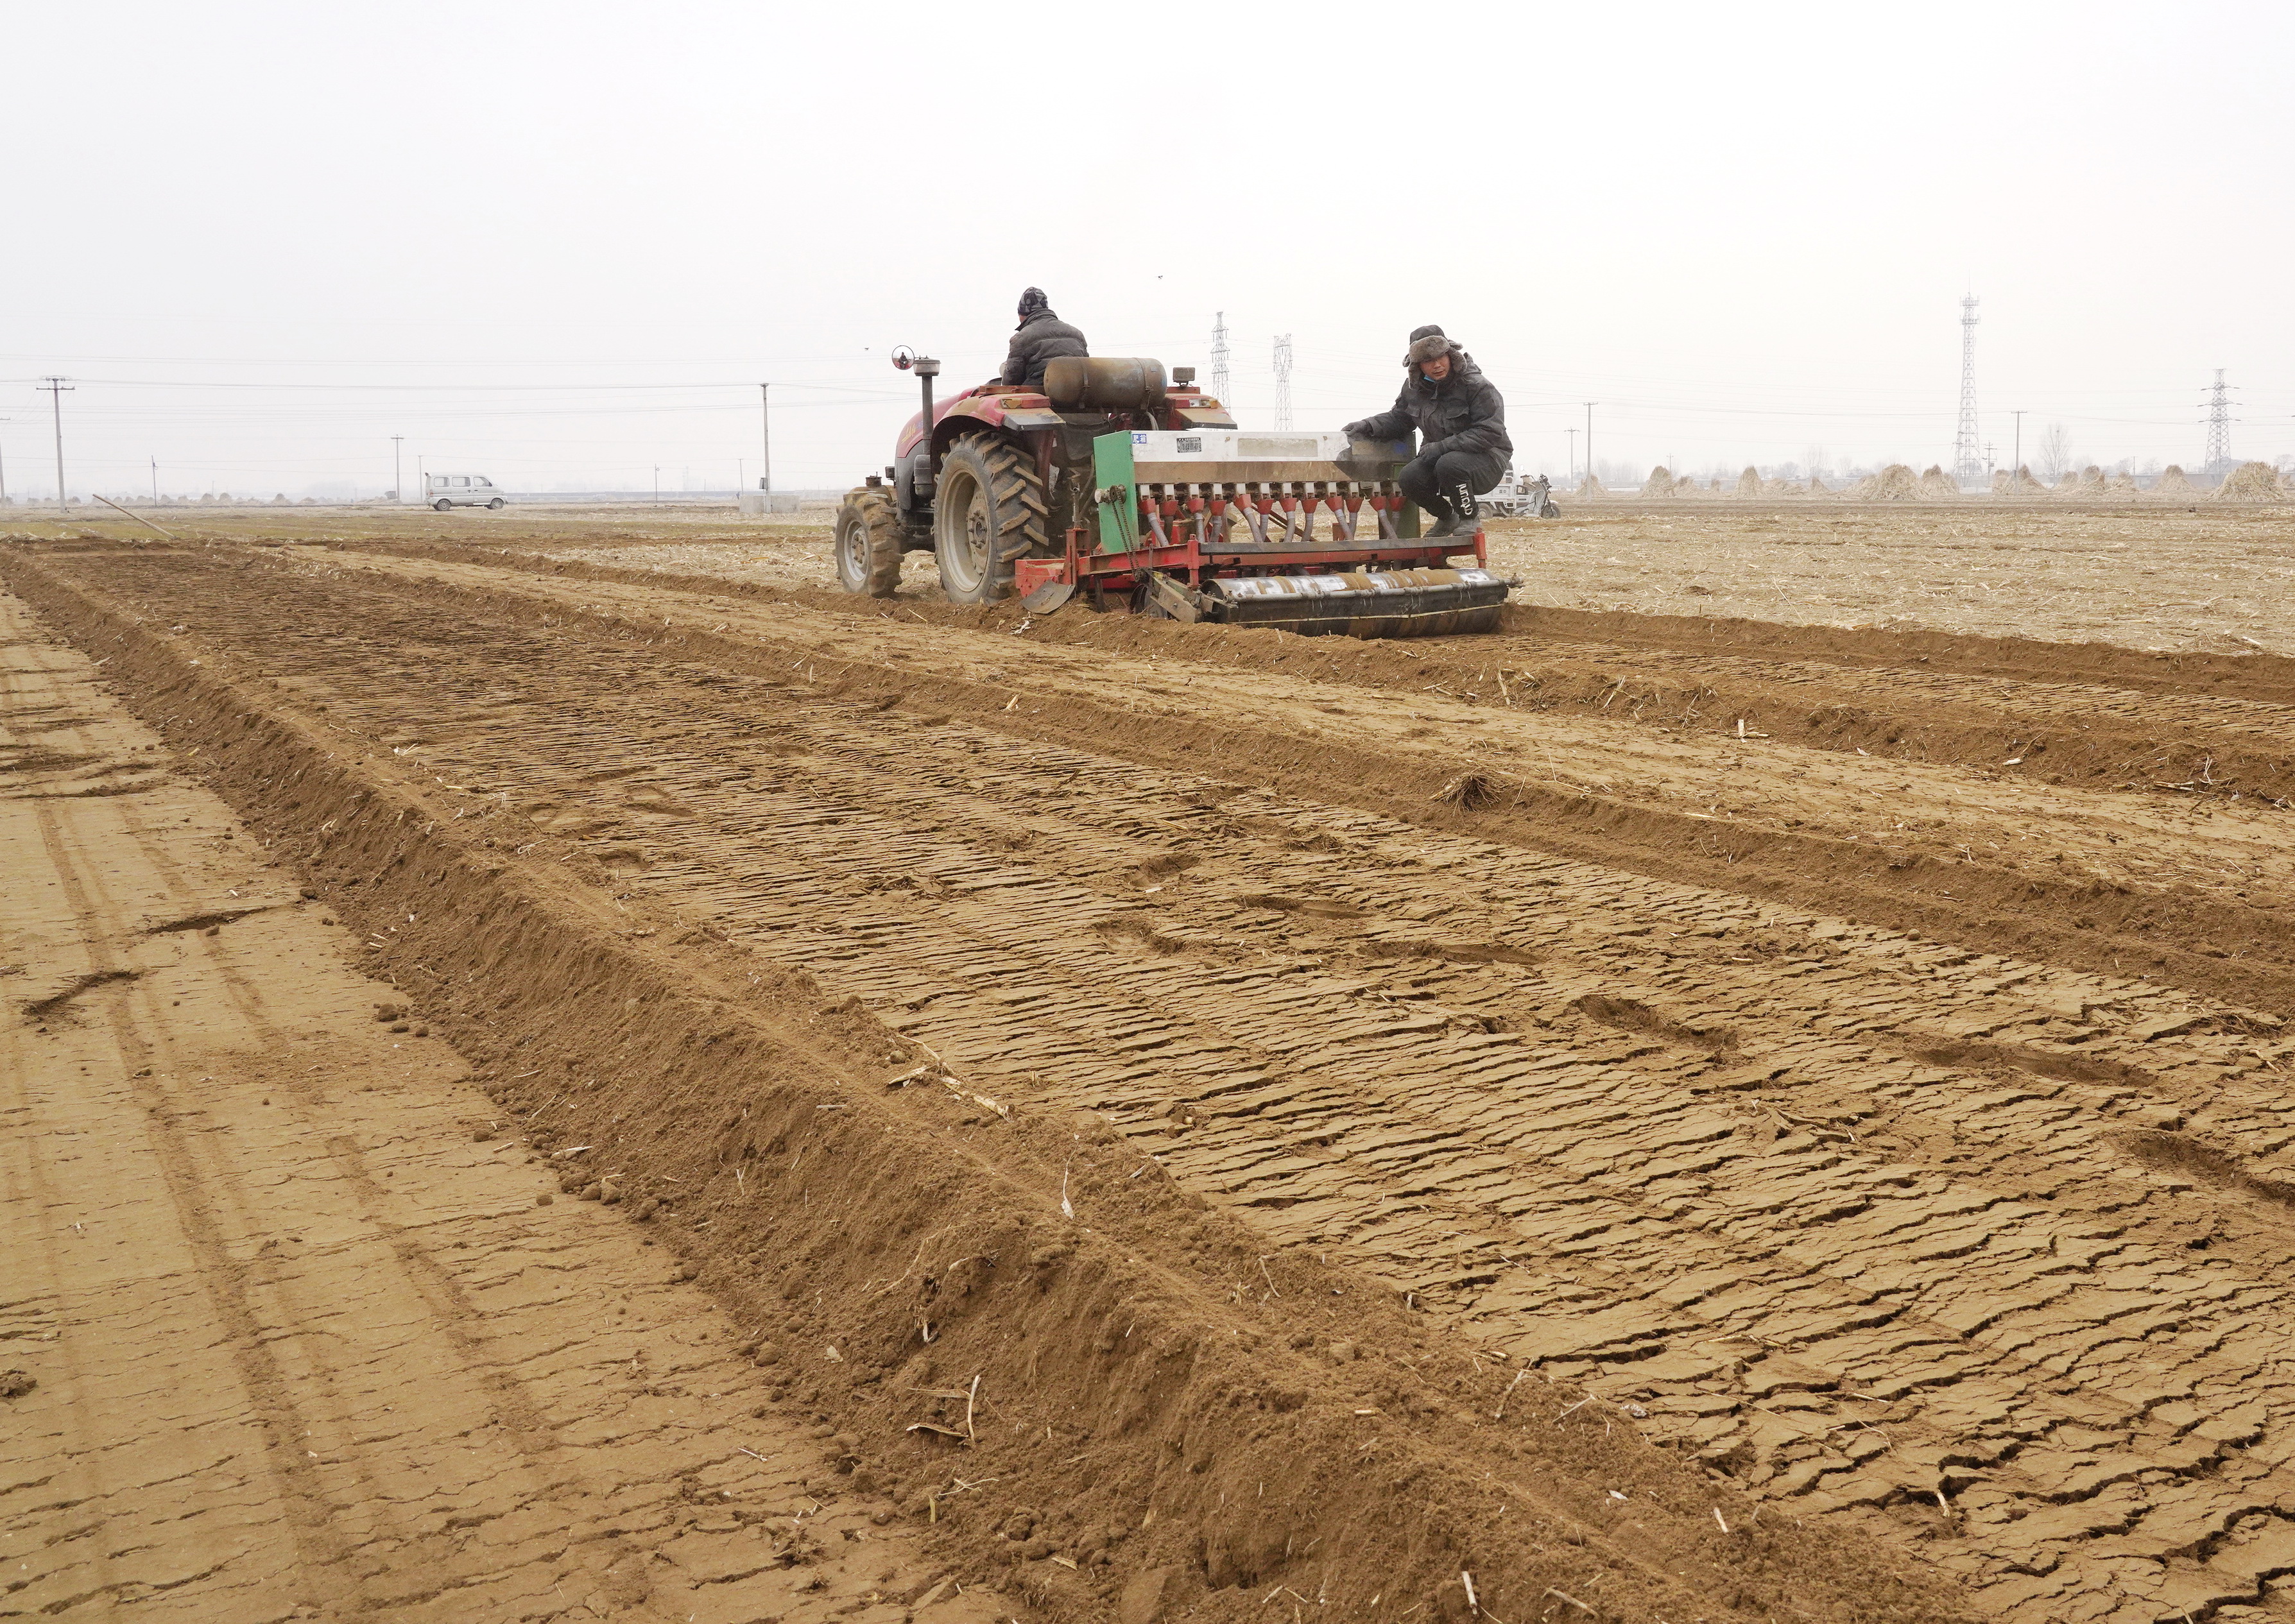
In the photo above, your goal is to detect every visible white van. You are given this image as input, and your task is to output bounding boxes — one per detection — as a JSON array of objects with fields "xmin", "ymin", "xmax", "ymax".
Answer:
[{"xmin": 424, "ymin": 473, "xmax": 505, "ymax": 511}]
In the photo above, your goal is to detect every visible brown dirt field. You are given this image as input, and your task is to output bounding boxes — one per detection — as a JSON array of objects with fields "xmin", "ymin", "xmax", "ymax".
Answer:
[
  {"xmin": 6, "ymin": 504, "xmax": 2295, "ymax": 1624},
  {"xmin": 0, "ymin": 584, "xmax": 1015, "ymax": 1624},
  {"xmin": 58, "ymin": 500, "xmax": 2295, "ymax": 660},
  {"xmin": 521, "ymin": 505, "xmax": 2292, "ymax": 660},
  {"xmin": 52, "ymin": 497, "xmax": 2294, "ymax": 656}
]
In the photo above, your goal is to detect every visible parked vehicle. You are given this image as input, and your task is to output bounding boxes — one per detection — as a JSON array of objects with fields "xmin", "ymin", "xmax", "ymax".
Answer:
[
  {"xmin": 1478, "ymin": 470, "xmax": 1560, "ymax": 518},
  {"xmin": 424, "ymin": 474, "xmax": 505, "ymax": 511}
]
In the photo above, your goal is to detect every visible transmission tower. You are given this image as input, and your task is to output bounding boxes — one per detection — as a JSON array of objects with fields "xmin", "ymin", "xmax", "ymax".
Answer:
[
  {"xmin": 1272, "ymin": 334, "xmax": 1293, "ymax": 431},
  {"xmin": 1953, "ymin": 295, "xmax": 1982, "ymax": 487},
  {"xmin": 2203, "ymin": 368, "xmax": 2234, "ymax": 475},
  {"xmin": 1210, "ymin": 312, "xmax": 1231, "ymax": 406}
]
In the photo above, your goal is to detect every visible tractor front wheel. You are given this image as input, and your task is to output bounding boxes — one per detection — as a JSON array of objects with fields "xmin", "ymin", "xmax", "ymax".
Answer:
[
  {"xmin": 833, "ymin": 486, "xmax": 906, "ymax": 597},
  {"xmin": 932, "ymin": 435, "xmax": 1046, "ymax": 604}
]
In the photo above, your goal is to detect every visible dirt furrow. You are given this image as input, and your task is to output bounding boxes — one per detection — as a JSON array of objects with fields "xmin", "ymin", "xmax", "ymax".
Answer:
[
  {"xmin": 0, "ymin": 581, "xmax": 1013, "ymax": 1624},
  {"xmin": 450, "ymin": 683, "xmax": 2295, "ymax": 1620},
  {"xmin": 9, "ymin": 542, "xmax": 1993, "ymax": 1624},
  {"xmin": 317, "ymin": 533, "xmax": 2295, "ymax": 804},
  {"xmin": 1488, "ymin": 597, "xmax": 2295, "ymax": 708},
  {"xmin": 245, "ymin": 541, "xmax": 2295, "ymax": 1009},
  {"xmin": 16, "ymin": 538, "xmax": 2295, "ymax": 1620}
]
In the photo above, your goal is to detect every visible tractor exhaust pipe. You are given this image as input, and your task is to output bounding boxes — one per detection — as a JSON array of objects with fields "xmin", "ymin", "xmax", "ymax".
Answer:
[{"xmin": 894, "ymin": 347, "xmax": 941, "ymax": 500}]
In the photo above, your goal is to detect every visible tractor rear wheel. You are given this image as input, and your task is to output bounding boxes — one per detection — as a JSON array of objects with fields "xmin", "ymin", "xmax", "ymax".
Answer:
[
  {"xmin": 833, "ymin": 486, "xmax": 905, "ymax": 597},
  {"xmin": 932, "ymin": 434, "xmax": 1046, "ymax": 604}
]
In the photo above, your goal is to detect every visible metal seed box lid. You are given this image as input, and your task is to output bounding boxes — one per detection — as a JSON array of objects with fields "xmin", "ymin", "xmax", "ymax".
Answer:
[{"xmin": 1128, "ymin": 429, "xmax": 1412, "ymax": 484}]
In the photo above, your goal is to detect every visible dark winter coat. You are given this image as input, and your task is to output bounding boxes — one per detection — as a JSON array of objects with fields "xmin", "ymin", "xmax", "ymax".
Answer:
[
  {"xmin": 1001, "ymin": 311, "xmax": 1088, "ymax": 388},
  {"xmin": 1352, "ymin": 346, "xmax": 1512, "ymax": 462}
]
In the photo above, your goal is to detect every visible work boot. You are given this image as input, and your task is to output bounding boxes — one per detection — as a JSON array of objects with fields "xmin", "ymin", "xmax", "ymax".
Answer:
[{"xmin": 1423, "ymin": 510, "xmax": 1462, "ymax": 538}]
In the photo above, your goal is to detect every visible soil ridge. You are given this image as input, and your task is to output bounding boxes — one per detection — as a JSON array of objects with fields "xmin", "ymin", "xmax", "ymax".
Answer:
[{"xmin": 1, "ymin": 543, "xmax": 1975, "ymax": 1624}]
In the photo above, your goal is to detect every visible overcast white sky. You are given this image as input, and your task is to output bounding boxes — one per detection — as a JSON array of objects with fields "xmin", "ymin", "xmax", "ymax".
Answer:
[{"xmin": 5, "ymin": 0, "xmax": 2290, "ymax": 497}]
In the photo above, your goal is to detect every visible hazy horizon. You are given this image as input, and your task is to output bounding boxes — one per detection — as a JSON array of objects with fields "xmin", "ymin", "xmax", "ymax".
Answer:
[{"xmin": 6, "ymin": 0, "xmax": 2290, "ymax": 501}]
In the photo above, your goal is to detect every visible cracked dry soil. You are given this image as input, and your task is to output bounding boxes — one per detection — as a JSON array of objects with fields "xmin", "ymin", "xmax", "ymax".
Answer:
[
  {"xmin": 1, "ymin": 579, "xmax": 1010, "ymax": 1623},
  {"xmin": 5, "ymin": 518, "xmax": 2295, "ymax": 1624}
]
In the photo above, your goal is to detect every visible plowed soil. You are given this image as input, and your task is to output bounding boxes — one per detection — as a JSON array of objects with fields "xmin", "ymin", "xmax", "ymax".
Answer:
[
  {"xmin": 6, "ymin": 510, "xmax": 2295, "ymax": 1624},
  {"xmin": 533, "ymin": 506, "xmax": 2295, "ymax": 658}
]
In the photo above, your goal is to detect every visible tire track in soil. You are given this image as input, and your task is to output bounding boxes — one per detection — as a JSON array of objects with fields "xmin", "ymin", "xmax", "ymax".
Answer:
[
  {"xmin": 1493, "ymin": 601, "xmax": 2295, "ymax": 710},
  {"xmin": 18, "ymin": 540, "xmax": 2295, "ymax": 1620},
  {"xmin": 290, "ymin": 538, "xmax": 2295, "ymax": 1007},
  {"xmin": 0, "ymin": 581, "xmax": 1011, "ymax": 1624},
  {"xmin": 9, "ymin": 550, "xmax": 1991, "ymax": 1624},
  {"xmin": 323, "ymin": 531, "xmax": 2295, "ymax": 803}
]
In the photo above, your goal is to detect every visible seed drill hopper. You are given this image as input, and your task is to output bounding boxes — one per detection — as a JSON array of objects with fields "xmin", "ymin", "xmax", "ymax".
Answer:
[{"xmin": 834, "ymin": 352, "xmax": 1513, "ymax": 637}]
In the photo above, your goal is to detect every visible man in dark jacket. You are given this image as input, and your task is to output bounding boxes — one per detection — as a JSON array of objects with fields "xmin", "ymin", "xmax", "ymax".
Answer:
[
  {"xmin": 1001, "ymin": 287, "xmax": 1088, "ymax": 389},
  {"xmin": 1345, "ymin": 325, "xmax": 1512, "ymax": 536}
]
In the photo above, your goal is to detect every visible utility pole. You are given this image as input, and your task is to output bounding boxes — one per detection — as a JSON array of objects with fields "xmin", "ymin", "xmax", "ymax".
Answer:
[
  {"xmin": 151, "ymin": 456, "xmax": 159, "ymax": 503},
  {"xmin": 1565, "ymin": 428, "xmax": 1577, "ymax": 484},
  {"xmin": 0, "ymin": 418, "xmax": 10, "ymax": 505},
  {"xmin": 391, "ymin": 434, "xmax": 404, "ymax": 504},
  {"xmin": 42, "ymin": 377, "xmax": 74, "ymax": 513},
  {"xmin": 1954, "ymin": 295, "xmax": 1982, "ymax": 488},
  {"xmin": 2010, "ymin": 411, "xmax": 2025, "ymax": 490},
  {"xmin": 1210, "ymin": 312, "xmax": 1231, "ymax": 406},
  {"xmin": 1583, "ymin": 402, "xmax": 1597, "ymax": 486},
  {"xmin": 759, "ymin": 384, "xmax": 772, "ymax": 493},
  {"xmin": 1984, "ymin": 441, "xmax": 1995, "ymax": 483},
  {"xmin": 1271, "ymin": 335, "xmax": 1293, "ymax": 431},
  {"xmin": 653, "ymin": 466, "xmax": 661, "ymax": 506}
]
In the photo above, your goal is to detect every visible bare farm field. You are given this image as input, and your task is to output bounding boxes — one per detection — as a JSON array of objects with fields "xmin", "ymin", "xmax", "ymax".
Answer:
[
  {"xmin": 6, "ymin": 499, "xmax": 2295, "ymax": 1624},
  {"xmin": 62, "ymin": 497, "xmax": 2295, "ymax": 656},
  {"xmin": 1484, "ymin": 504, "xmax": 2295, "ymax": 658}
]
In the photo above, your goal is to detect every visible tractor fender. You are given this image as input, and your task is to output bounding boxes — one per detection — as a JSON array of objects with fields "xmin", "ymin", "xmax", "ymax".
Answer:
[
  {"xmin": 895, "ymin": 393, "xmax": 1052, "ymax": 515},
  {"xmin": 892, "ymin": 389, "xmax": 1026, "ymax": 462}
]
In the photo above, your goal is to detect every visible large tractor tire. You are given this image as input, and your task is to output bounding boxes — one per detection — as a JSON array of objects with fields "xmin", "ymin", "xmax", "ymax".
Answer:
[
  {"xmin": 932, "ymin": 434, "xmax": 1047, "ymax": 604},
  {"xmin": 833, "ymin": 486, "xmax": 906, "ymax": 597}
]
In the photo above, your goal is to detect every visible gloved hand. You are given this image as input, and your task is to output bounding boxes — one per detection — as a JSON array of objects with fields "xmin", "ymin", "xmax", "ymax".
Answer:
[
  {"xmin": 1421, "ymin": 437, "xmax": 1451, "ymax": 460},
  {"xmin": 1343, "ymin": 420, "xmax": 1373, "ymax": 441}
]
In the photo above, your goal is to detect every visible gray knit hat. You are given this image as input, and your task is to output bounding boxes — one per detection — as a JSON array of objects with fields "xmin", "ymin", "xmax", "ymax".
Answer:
[{"xmin": 1405, "ymin": 325, "xmax": 1450, "ymax": 366}]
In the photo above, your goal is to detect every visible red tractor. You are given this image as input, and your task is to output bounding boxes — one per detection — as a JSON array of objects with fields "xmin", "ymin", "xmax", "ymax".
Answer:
[{"xmin": 835, "ymin": 350, "xmax": 1512, "ymax": 637}]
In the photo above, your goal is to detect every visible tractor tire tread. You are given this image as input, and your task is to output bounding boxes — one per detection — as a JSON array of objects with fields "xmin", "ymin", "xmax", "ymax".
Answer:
[
  {"xmin": 934, "ymin": 434, "xmax": 1049, "ymax": 603},
  {"xmin": 835, "ymin": 486, "xmax": 906, "ymax": 597}
]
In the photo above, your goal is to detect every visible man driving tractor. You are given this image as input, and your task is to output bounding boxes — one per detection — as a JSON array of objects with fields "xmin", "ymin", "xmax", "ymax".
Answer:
[
  {"xmin": 1345, "ymin": 325, "xmax": 1512, "ymax": 538},
  {"xmin": 1002, "ymin": 287, "xmax": 1088, "ymax": 389}
]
